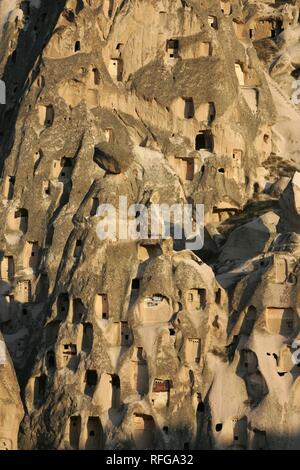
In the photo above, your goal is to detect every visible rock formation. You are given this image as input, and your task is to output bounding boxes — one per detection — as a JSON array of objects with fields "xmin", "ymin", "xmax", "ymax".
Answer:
[{"xmin": 1, "ymin": 0, "xmax": 300, "ymax": 450}]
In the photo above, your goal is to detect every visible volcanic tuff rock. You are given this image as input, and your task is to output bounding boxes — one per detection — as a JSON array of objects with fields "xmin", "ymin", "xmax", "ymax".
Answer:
[{"xmin": 1, "ymin": 0, "xmax": 300, "ymax": 450}]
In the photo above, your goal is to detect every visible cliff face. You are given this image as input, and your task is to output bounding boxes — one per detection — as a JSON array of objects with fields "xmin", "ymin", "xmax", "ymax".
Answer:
[
  {"xmin": 0, "ymin": 332, "xmax": 23, "ymax": 450},
  {"xmin": 1, "ymin": 0, "xmax": 300, "ymax": 450}
]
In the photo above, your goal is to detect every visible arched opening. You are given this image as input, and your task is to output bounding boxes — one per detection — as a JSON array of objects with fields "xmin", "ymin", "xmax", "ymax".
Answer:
[
  {"xmin": 38, "ymin": 105, "xmax": 54, "ymax": 127},
  {"xmin": 111, "ymin": 374, "xmax": 121, "ymax": 409},
  {"xmin": 235, "ymin": 63, "xmax": 245, "ymax": 86},
  {"xmin": 46, "ymin": 350, "xmax": 56, "ymax": 371},
  {"xmin": 85, "ymin": 417, "xmax": 103, "ymax": 450},
  {"xmin": 63, "ymin": 8, "xmax": 75, "ymax": 22},
  {"xmin": 245, "ymin": 371, "xmax": 268, "ymax": 404},
  {"xmin": 73, "ymin": 240, "xmax": 82, "ymax": 258},
  {"xmin": 82, "ymin": 323, "xmax": 93, "ymax": 353},
  {"xmin": 93, "ymin": 68, "xmax": 100, "ymax": 85},
  {"xmin": 23, "ymin": 241, "xmax": 39, "ymax": 270},
  {"xmin": 74, "ymin": 41, "xmax": 81, "ymax": 52},
  {"xmin": 0, "ymin": 80, "xmax": 5, "ymax": 105},
  {"xmin": 185, "ymin": 338, "xmax": 201, "ymax": 363},
  {"xmin": 0, "ymin": 256, "xmax": 14, "ymax": 281},
  {"xmin": 72, "ymin": 298, "xmax": 85, "ymax": 323},
  {"xmin": 166, "ymin": 39, "xmax": 179, "ymax": 58},
  {"xmin": 240, "ymin": 305, "xmax": 257, "ymax": 336},
  {"xmin": 152, "ymin": 379, "xmax": 172, "ymax": 407},
  {"xmin": 131, "ymin": 347, "xmax": 149, "ymax": 396},
  {"xmin": 15, "ymin": 280, "xmax": 31, "ymax": 303},
  {"xmin": 133, "ymin": 414, "xmax": 155, "ymax": 449},
  {"xmin": 2, "ymin": 176, "xmax": 15, "ymax": 200},
  {"xmin": 57, "ymin": 293, "xmax": 69, "ymax": 320},
  {"xmin": 34, "ymin": 374, "xmax": 47, "ymax": 407},
  {"xmin": 104, "ymin": 128, "xmax": 114, "ymax": 143},
  {"xmin": 195, "ymin": 131, "xmax": 213, "ymax": 151},
  {"xmin": 11, "ymin": 50, "xmax": 17, "ymax": 64},
  {"xmin": 69, "ymin": 416, "xmax": 81, "ymax": 449},
  {"xmin": 233, "ymin": 417, "xmax": 247, "ymax": 448}
]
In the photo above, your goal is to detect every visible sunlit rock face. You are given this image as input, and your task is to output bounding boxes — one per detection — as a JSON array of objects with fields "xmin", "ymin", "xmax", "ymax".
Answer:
[{"xmin": 0, "ymin": 0, "xmax": 300, "ymax": 450}]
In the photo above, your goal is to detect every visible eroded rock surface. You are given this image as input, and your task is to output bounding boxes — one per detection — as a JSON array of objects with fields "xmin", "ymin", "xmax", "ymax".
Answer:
[{"xmin": 1, "ymin": 0, "xmax": 300, "ymax": 450}]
